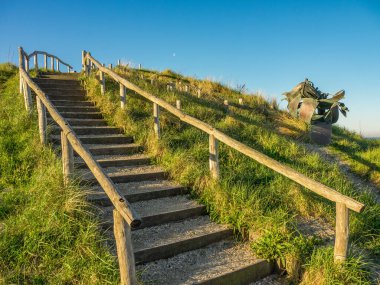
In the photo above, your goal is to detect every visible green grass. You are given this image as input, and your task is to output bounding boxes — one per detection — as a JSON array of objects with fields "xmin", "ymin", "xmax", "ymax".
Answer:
[
  {"xmin": 82, "ymin": 67, "xmax": 379, "ymax": 284},
  {"xmin": 0, "ymin": 66, "xmax": 120, "ymax": 284}
]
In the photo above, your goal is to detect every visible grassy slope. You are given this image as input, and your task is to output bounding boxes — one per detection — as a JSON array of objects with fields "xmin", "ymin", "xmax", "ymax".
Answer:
[
  {"xmin": 0, "ymin": 65, "xmax": 120, "ymax": 284},
  {"xmin": 83, "ymin": 67, "xmax": 379, "ymax": 284}
]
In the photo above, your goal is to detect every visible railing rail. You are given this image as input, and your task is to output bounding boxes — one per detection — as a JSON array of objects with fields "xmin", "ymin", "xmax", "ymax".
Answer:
[
  {"xmin": 19, "ymin": 49, "xmax": 73, "ymax": 73},
  {"xmin": 18, "ymin": 47, "xmax": 139, "ymax": 285},
  {"xmin": 83, "ymin": 50, "xmax": 365, "ymax": 263}
]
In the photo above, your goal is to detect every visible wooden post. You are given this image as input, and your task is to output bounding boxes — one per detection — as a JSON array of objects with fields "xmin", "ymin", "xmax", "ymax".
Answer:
[
  {"xmin": 109, "ymin": 63, "xmax": 113, "ymax": 69},
  {"xmin": 68, "ymin": 66, "xmax": 71, "ymax": 73},
  {"xmin": 209, "ymin": 134, "xmax": 219, "ymax": 179},
  {"xmin": 25, "ymin": 56, "xmax": 29, "ymax": 72},
  {"xmin": 153, "ymin": 103, "xmax": 160, "ymax": 138},
  {"xmin": 138, "ymin": 64, "xmax": 141, "ymax": 69},
  {"xmin": 61, "ymin": 131, "xmax": 74, "ymax": 186},
  {"xmin": 239, "ymin": 98, "xmax": 243, "ymax": 105},
  {"xmin": 334, "ymin": 202, "xmax": 349, "ymax": 262},
  {"xmin": 176, "ymin": 100, "xmax": 181, "ymax": 110},
  {"xmin": 86, "ymin": 58, "xmax": 91, "ymax": 75},
  {"xmin": 36, "ymin": 97, "xmax": 47, "ymax": 145},
  {"xmin": 51, "ymin": 57, "xmax": 54, "ymax": 71},
  {"xmin": 56, "ymin": 59, "xmax": 60, "ymax": 72},
  {"xmin": 113, "ymin": 209, "xmax": 137, "ymax": 285},
  {"xmin": 197, "ymin": 89, "xmax": 201, "ymax": 98},
  {"xmin": 185, "ymin": 85, "xmax": 189, "ymax": 92},
  {"xmin": 100, "ymin": 65, "xmax": 105, "ymax": 95},
  {"xmin": 23, "ymin": 81, "xmax": 32, "ymax": 112},
  {"xmin": 18, "ymin": 48, "xmax": 24, "ymax": 93},
  {"xmin": 118, "ymin": 59, "xmax": 121, "ymax": 66},
  {"xmin": 150, "ymin": 78, "xmax": 154, "ymax": 85},
  {"xmin": 82, "ymin": 50, "xmax": 86, "ymax": 71},
  {"xmin": 34, "ymin": 54, "xmax": 38, "ymax": 71},
  {"xmin": 44, "ymin": 54, "xmax": 47, "ymax": 69},
  {"xmin": 120, "ymin": 83, "xmax": 126, "ymax": 109}
]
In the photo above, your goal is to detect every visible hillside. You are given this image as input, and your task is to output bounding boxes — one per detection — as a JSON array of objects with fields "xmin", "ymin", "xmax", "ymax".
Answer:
[{"xmin": 82, "ymin": 65, "xmax": 379, "ymax": 284}]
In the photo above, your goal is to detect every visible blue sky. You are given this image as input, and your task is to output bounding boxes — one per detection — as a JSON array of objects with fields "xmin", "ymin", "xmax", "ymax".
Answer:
[{"xmin": 1, "ymin": 0, "xmax": 379, "ymax": 137}]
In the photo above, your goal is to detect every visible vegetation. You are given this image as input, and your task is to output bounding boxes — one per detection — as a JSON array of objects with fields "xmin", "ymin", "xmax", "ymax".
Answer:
[
  {"xmin": 0, "ymin": 65, "xmax": 120, "ymax": 284},
  {"xmin": 82, "ymin": 66, "xmax": 379, "ymax": 284}
]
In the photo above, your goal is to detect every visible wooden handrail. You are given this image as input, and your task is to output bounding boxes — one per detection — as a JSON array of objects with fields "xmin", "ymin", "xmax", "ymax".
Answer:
[
  {"xmin": 28, "ymin": 50, "xmax": 73, "ymax": 69},
  {"xmin": 85, "ymin": 52, "xmax": 365, "ymax": 213}
]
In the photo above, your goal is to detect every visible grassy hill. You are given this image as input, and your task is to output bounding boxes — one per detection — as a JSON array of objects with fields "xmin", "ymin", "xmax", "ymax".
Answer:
[{"xmin": 82, "ymin": 66, "xmax": 379, "ymax": 284}]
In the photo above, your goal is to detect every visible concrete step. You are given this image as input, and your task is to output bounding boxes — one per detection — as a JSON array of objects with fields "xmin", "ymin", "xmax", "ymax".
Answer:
[
  {"xmin": 50, "ymin": 100, "xmax": 94, "ymax": 107},
  {"xmin": 83, "ymin": 143, "xmax": 141, "ymax": 155},
  {"xmin": 51, "ymin": 134, "xmax": 133, "ymax": 144},
  {"xmin": 79, "ymin": 165, "xmax": 167, "ymax": 185},
  {"xmin": 131, "ymin": 216, "xmax": 233, "ymax": 264},
  {"xmin": 88, "ymin": 179, "xmax": 186, "ymax": 204},
  {"xmin": 75, "ymin": 154, "xmax": 149, "ymax": 169},
  {"xmin": 54, "ymin": 106, "xmax": 99, "ymax": 113},
  {"xmin": 51, "ymin": 126, "xmax": 120, "ymax": 135},
  {"xmin": 102, "ymin": 195, "xmax": 207, "ymax": 229},
  {"xmin": 56, "ymin": 111, "xmax": 103, "ymax": 119},
  {"xmin": 137, "ymin": 240, "xmax": 274, "ymax": 285}
]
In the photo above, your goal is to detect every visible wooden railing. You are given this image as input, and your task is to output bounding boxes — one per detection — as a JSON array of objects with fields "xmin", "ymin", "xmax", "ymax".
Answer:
[
  {"xmin": 18, "ymin": 47, "xmax": 140, "ymax": 285},
  {"xmin": 83, "ymin": 51, "xmax": 365, "ymax": 264},
  {"xmin": 23, "ymin": 50, "xmax": 73, "ymax": 73}
]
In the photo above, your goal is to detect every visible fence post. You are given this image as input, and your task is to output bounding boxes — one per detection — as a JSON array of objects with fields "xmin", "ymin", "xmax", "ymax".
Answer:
[
  {"xmin": 82, "ymin": 50, "xmax": 86, "ymax": 71},
  {"xmin": 51, "ymin": 57, "xmax": 54, "ymax": 71},
  {"xmin": 113, "ymin": 209, "xmax": 137, "ymax": 285},
  {"xmin": 36, "ymin": 97, "xmax": 47, "ymax": 145},
  {"xmin": 34, "ymin": 54, "xmax": 38, "ymax": 72},
  {"xmin": 118, "ymin": 59, "xmax": 121, "ymax": 66},
  {"xmin": 100, "ymin": 64, "xmax": 105, "ymax": 95},
  {"xmin": 153, "ymin": 103, "xmax": 160, "ymax": 138},
  {"xmin": 197, "ymin": 89, "xmax": 201, "ymax": 98},
  {"xmin": 209, "ymin": 134, "xmax": 219, "ymax": 179},
  {"xmin": 44, "ymin": 54, "xmax": 47, "ymax": 69},
  {"xmin": 120, "ymin": 83, "xmax": 126, "ymax": 109},
  {"xmin": 334, "ymin": 202, "xmax": 349, "ymax": 263},
  {"xmin": 25, "ymin": 56, "xmax": 29, "ymax": 72},
  {"xmin": 23, "ymin": 81, "xmax": 32, "ymax": 112},
  {"xmin": 56, "ymin": 59, "xmax": 60, "ymax": 72},
  {"xmin": 176, "ymin": 100, "xmax": 181, "ymax": 110},
  {"xmin": 239, "ymin": 98, "xmax": 243, "ymax": 105},
  {"xmin": 61, "ymin": 131, "xmax": 74, "ymax": 186},
  {"xmin": 109, "ymin": 63, "xmax": 113, "ymax": 69},
  {"xmin": 18, "ymin": 48, "xmax": 24, "ymax": 94}
]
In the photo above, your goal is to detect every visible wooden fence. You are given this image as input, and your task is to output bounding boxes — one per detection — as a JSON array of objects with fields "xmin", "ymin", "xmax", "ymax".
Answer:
[
  {"xmin": 83, "ymin": 51, "xmax": 365, "ymax": 265},
  {"xmin": 18, "ymin": 47, "xmax": 139, "ymax": 285}
]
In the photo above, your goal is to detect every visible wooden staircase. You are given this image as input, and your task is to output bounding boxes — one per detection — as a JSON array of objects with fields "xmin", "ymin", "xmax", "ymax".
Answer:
[{"xmin": 34, "ymin": 72, "xmax": 276, "ymax": 285}]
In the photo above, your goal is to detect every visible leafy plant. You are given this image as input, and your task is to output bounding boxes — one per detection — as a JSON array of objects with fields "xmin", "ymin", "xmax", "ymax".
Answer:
[{"xmin": 283, "ymin": 79, "xmax": 349, "ymax": 124}]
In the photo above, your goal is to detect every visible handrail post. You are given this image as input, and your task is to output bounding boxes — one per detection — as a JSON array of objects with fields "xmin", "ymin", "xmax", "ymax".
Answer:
[
  {"xmin": 61, "ymin": 131, "xmax": 74, "ymax": 186},
  {"xmin": 25, "ymin": 56, "xmax": 29, "ymax": 73},
  {"xmin": 51, "ymin": 56, "xmax": 54, "ymax": 71},
  {"xmin": 113, "ymin": 209, "xmax": 137, "ymax": 285},
  {"xmin": 120, "ymin": 83, "xmax": 126, "ymax": 108},
  {"xmin": 82, "ymin": 50, "xmax": 86, "ymax": 72},
  {"xmin": 34, "ymin": 54, "xmax": 38, "ymax": 72},
  {"xmin": 44, "ymin": 54, "xmax": 47, "ymax": 70},
  {"xmin": 209, "ymin": 134, "xmax": 219, "ymax": 179},
  {"xmin": 56, "ymin": 59, "xmax": 60, "ymax": 72},
  {"xmin": 334, "ymin": 202, "xmax": 349, "ymax": 263},
  {"xmin": 22, "ymin": 80, "xmax": 32, "ymax": 112},
  {"xmin": 18, "ymin": 47, "xmax": 24, "ymax": 94},
  {"xmin": 100, "ymin": 65, "xmax": 105, "ymax": 94},
  {"xmin": 36, "ymin": 97, "xmax": 47, "ymax": 145},
  {"xmin": 153, "ymin": 103, "xmax": 160, "ymax": 138},
  {"xmin": 176, "ymin": 100, "xmax": 181, "ymax": 110}
]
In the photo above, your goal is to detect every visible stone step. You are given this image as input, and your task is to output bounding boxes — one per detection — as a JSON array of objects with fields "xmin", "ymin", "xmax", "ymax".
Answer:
[
  {"xmin": 54, "ymin": 106, "xmax": 99, "ymax": 113},
  {"xmin": 83, "ymin": 143, "xmax": 141, "ymax": 155},
  {"xmin": 88, "ymin": 179, "xmax": 186, "ymax": 204},
  {"xmin": 79, "ymin": 165, "xmax": 167, "ymax": 185},
  {"xmin": 137, "ymin": 240, "xmax": 274, "ymax": 285},
  {"xmin": 51, "ymin": 126, "xmax": 120, "ymax": 135},
  {"xmin": 75, "ymin": 154, "xmax": 150, "ymax": 169},
  {"xmin": 51, "ymin": 134, "xmax": 133, "ymax": 144},
  {"xmin": 131, "ymin": 216, "xmax": 233, "ymax": 264},
  {"xmin": 51, "ymin": 100, "xmax": 94, "ymax": 107},
  {"xmin": 54, "ymin": 111, "xmax": 103, "ymax": 119},
  {"xmin": 48, "ymin": 95, "xmax": 87, "ymax": 102},
  {"xmin": 102, "ymin": 195, "xmax": 207, "ymax": 229}
]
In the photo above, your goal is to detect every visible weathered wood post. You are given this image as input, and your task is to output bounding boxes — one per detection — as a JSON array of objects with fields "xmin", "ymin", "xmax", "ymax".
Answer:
[
  {"xmin": 197, "ymin": 89, "xmax": 201, "ymax": 98},
  {"xmin": 61, "ymin": 131, "xmax": 74, "ymax": 186},
  {"xmin": 22, "ymin": 80, "xmax": 32, "ymax": 112},
  {"xmin": 113, "ymin": 209, "xmax": 137, "ymax": 285},
  {"xmin": 34, "ymin": 54, "xmax": 38, "ymax": 72},
  {"xmin": 176, "ymin": 100, "xmax": 181, "ymax": 110},
  {"xmin": 120, "ymin": 83, "xmax": 126, "ymax": 109},
  {"xmin": 36, "ymin": 97, "xmax": 47, "ymax": 145},
  {"xmin": 138, "ymin": 64, "xmax": 141, "ymax": 69},
  {"xmin": 153, "ymin": 103, "xmax": 160, "ymax": 138},
  {"xmin": 82, "ymin": 50, "xmax": 86, "ymax": 72},
  {"xmin": 68, "ymin": 66, "xmax": 71, "ymax": 73},
  {"xmin": 25, "ymin": 56, "xmax": 29, "ymax": 72},
  {"xmin": 118, "ymin": 59, "xmax": 121, "ymax": 66},
  {"xmin": 51, "ymin": 56, "xmax": 54, "ymax": 71},
  {"xmin": 185, "ymin": 85, "xmax": 189, "ymax": 92},
  {"xmin": 109, "ymin": 63, "xmax": 113, "ymax": 69},
  {"xmin": 56, "ymin": 59, "xmax": 60, "ymax": 72},
  {"xmin": 334, "ymin": 202, "xmax": 349, "ymax": 262},
  {"xmin": 224, "ymin": 100, "xmax": 229, "ymax": 113},
  {"xmin": 239, "ymin": 98, "xmax": 243, "ymax": 105},
  {"xmin": 18, "ymin": 47, "xmax": 24, "ymax": 94},
  {"xmin": 100, "ymin": 64, "xmax": 105, "ymax": 95},
  {"xmin": 44, "ymin": 54, "xmax": 47, "ymax": 69},
  {"xmin": 209, "ymin": 134, "xmax": 219, "ymax": 179}
]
